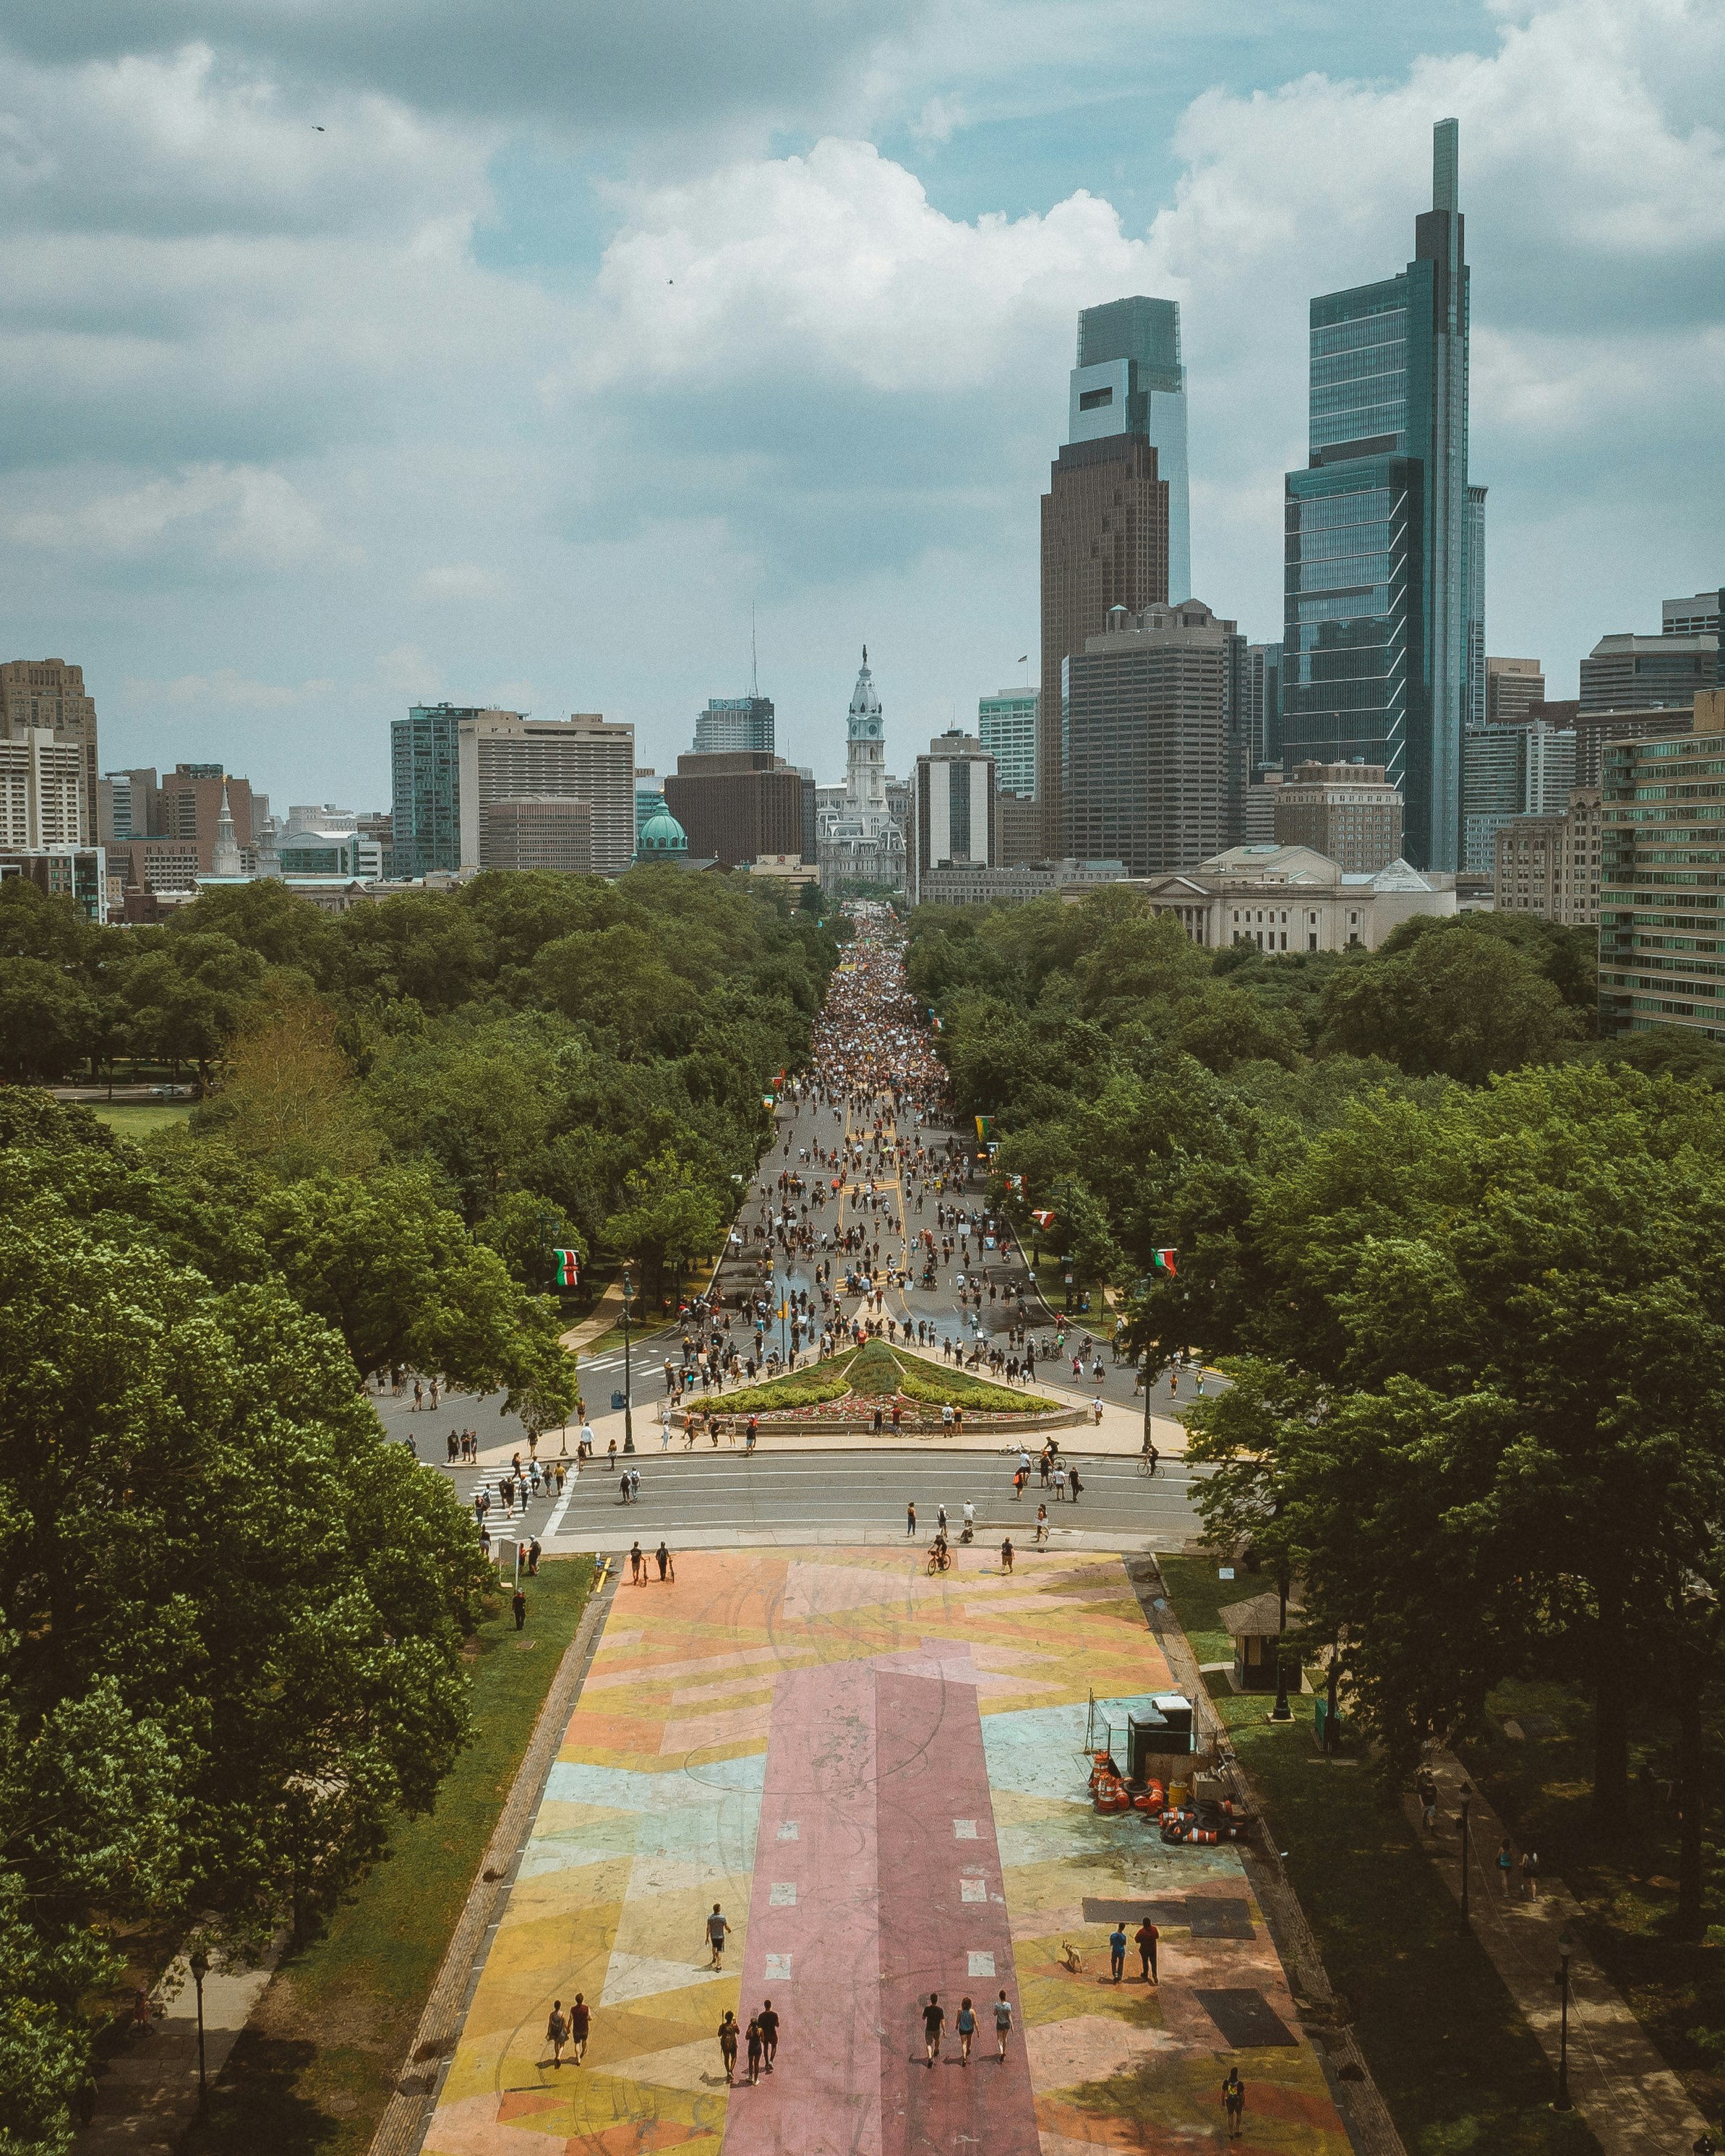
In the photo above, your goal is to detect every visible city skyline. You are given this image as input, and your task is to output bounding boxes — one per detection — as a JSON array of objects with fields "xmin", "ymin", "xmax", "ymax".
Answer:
[{"xmin": 0, "ymin": 1, "xmax": 1720, "ymax": 803}]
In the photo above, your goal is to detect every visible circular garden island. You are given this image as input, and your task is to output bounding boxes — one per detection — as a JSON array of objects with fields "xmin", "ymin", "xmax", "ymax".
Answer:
[{"xmin": 709, "ymin": 1337, "xmax": 1079, "ymax": 1437}]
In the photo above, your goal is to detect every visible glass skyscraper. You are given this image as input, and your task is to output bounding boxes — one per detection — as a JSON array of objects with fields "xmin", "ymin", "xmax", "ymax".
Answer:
[
  {"xmin": 390, "ymin": 703, "xmax": 468, "ymax": 877},
  {"xmin": 694, "ymin": 696, "xmax": 774, "ymax": 756},
  {"xmin": 977, "ymin": 689, "xmax": 1038, "ymax": 797},
  {"xmin": 1282, "ymin": 119, "xmax": 1473, "ymax": 870},
  {"xmin": 1067, "ymin": 297, "xmax": 1191, "ymax": 603}
]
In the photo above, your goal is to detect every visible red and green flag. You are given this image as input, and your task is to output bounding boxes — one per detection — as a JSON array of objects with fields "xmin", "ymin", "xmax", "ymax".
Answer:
[
  {"xmin": 552, "ymin": 1248, "xmax": 581, "ymax": 1288},
  {"xmin": 1031, "ymin": 1207, "xmax": 1056, "ymax": 1229},
  {"xmin": 1152, "ymin": 1247, "xmax": 1178, "ymax": 1278}
]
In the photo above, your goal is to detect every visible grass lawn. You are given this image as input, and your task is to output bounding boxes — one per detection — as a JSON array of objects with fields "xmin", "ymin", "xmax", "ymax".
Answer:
[
  {"xmin": 182, "ymin": 1558, "xmax": 596, "ymax": 2156},
  {"xmin": 1458, "ymin": 1677, "xmax": 1724, "ymax": 2123},
  {"xmin": 87, "ymin": 1101, "xmax": 194, "ymax": 1136},
  {"xmin": 1157, "ymin": 1557, "xmax": 1601, "ymax": 2156}
]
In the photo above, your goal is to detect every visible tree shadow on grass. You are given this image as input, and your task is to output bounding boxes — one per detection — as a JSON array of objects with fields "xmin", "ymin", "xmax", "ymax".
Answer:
[{"xmin": 175, "ymin": 2032, "xmax": 348, "ymax": 2156}]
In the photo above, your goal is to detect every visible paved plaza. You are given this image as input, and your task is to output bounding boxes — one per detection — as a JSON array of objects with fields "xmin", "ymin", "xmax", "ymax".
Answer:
[{"xmin": 424, "ymin": 1549, "xmax": 1348, "ymax": 2155}]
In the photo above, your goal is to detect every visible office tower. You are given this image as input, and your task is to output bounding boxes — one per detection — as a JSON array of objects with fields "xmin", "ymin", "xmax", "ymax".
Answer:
[
  {"xmin": 909, "ymin": 730, "xmax": 997, "ymax": 906},
  {"xmin": 664, "ymin": 752, "xmax": 804, "ymax": 868},
  {"xmin": 1244, "ymin": 644, "xmax": 1282, "ymax": 768},
  {"xmin": 817, "ymin": 651, "xmax": 906, "ymax": 892},
  {"xmin": 1599, "ymin": 691, "xmax": 1725, "ymax": 1038},
  {"xmin": 1283, "ymin": 119, "xmax": 1473, "ymax": 871},
  {"xmin": 1570, "ymin": 704, "xmax": 1687, "ymax": 787},
  {"xmin": 478, "ymin": 798, "xmax": 593, "ymax": 874},
  {"xmin": 977, "ymin": 689, "xmax": 1038, "ymax": 798},
  {"xmin": 1486, "ymin": 656, "xmax": 1545, "ymax": 726},
  {"xmin": 1664, "ymin": 589, "xmax": 1723, "ymax": 637},
  {"xmin": 694, "ymin": 696, "xmax": 775, "ymax": 756},
  {"xmin": 392, "ymin": 704, "xmax": 481, "ymax": 876},
  {"xmin": 97, "ymin": 767, "xmax": 160, "ymax": 845},
  {"xmin": 635, "ymin": 768, "xmax": 665, "ymax": 845},
  {"xmin": 0, "ymin": 660, "xmax": 100, "ymax": 837},
  {"xmin": 996, "ymin": 790, "xmax": 1042, "ymax": 867},
  {"xmin": 794, "ymin": 767, "xmax": 818, "ymax": 863},
  {"xmin": 458, "ymin": 711, "xmax": 635, "ymax": 877},
  {"xmin": 1580, "ymin": 628, "xmax": 1718, "ymax": 712},
  {"xmin": 1039, "ymin": 300, "xmax": 1178, "ymax": 850},
  {"xmin": 1061, "ymin": 599, "xmax": 1242, "ymax": 876},
  {"xmin": 1465, "ymin": 486, "xmax": 1487, "ymax": 727},
  {"xmin": 156, "ymin": 764, "xmax": 256, "ymax": 870},
  {"xmin": 1275, "ymin": 761, "xmax": 1405, "ymax": 873}
]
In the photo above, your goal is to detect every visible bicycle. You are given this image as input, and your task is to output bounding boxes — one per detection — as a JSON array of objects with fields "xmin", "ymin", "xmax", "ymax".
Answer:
[
  {"xmin": 1136, "ymin": 1453, "xmax": 1160, "ymax": 1479},
  {"xmin": 925, "ymin": 1542, "xmax": 952, "ymax": 1575}
]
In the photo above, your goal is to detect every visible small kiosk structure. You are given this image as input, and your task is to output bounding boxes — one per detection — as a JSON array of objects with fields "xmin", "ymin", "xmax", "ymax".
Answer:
[{"xmin": 1217, "ymin": 1591, "xmax": 1302, "ymax": 1694}]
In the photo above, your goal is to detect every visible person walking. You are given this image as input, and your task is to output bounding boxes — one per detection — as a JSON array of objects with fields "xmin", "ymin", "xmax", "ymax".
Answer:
[
  {"xmin": 1418, "ymin": 1771, "xmax": 1439, "ymax": 1834},
  {"xmin": 745, "ymin": 2016, "xmax": 763, "ymax": 2084},
  {"xmin": 1035, "ymin": 1504, "xmax": 1048, "ymax": 1546},
  {"xmin": 922, "ymin": 1992, "xmax": 944, "ymax": 2066},
  {"xmin": 1497, "ymin": 1839, "xmax": 1515, "ymax": 1896},
  {"xmin": 757, "ymin": 1998, "xmax": 779, "ymax": 2071},
  {"xmin": 717, "ymin": 2010, "xmax": 739, "ymax": 2084},
  {"xmin": 706, "ymin": 1903, "xmax": 729, "ymax": 1967},
  {"xmin": 1000, "ymin": 1536, "xmax": 1014, "ymax": 1575},
  {"xmin": 630, "ymin": 1541, "xmax": 642, "ymax": 1583},
  {"xmin": 1109, "ymin": 1922, "xmax": 1127, "ymax": 1982},
  {"xmin": 1222, "ymin": 2066, "xmax": 1246, "ymax": 2136},
  {"xmin": 993, "ymin": 1990, "xmax": 1013, "ymax": 2060},
  {"xmin": 1068, "ymin": 1466, "xmax": 1082, "ymax": 1505},
  {"xmin": 546, "ymin": 2000, "xmax": 568, "ymax": 2067},
  {"xmin": 512, "ymin": 1586, "xmax": 527, "ymax": 1631},
  {"xmin": 1134, "ymin": 1916, "xmax": 1159, "ymax": 1984},
  {"xmin": 906, "ymin": 1500, "xmax": 917, "ymax": 1537},
  {"xmin": 568, "ymin": 1993, "xmax": 589, "ymax": 2064},
  {"xmin": 1520, "ymin": 1847, "xmax": 1540, "ymax": 1900},
  {"xmin": 955, "ymin": 1995, "xmax": 976, "ymax": 2063},
  {"xmin": 656, "ymin": 1541, "xmax": 671, "ymax": 1580},
  {"xmin": 528, "ymin": 1536, "xmax": 542, "ymax": 1576},
  {"xmin": 1054, "ymin": 1462, "xmax": 1067, "ymax": 1502}
]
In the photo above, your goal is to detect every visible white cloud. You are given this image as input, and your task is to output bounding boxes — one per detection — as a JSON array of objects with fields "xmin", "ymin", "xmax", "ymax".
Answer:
[
  {"xmin": 6, "ymin": 463, "xmax": 357, "ymax": 569},
  {"xmin": 122, "ymin": 664, "xmax": 338, "ymax": 709},
  {"xmin": 416, "ymin": 562, "xmax": 509, "ymax": 601},
  {"xmin": 575, "ymin": 137, "xmax": 1150, "ymax": 397}
]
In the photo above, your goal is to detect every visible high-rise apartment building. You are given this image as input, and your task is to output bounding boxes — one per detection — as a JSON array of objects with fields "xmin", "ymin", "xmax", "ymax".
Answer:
[
  {"xmin": 97, "ymin": 767, "xmax": 160, "ymax": 845},
  {"xmin": 694, "ymin": 696, "xmax": 775, "ymax": 756},
  {"xmin": 458, "ymin": 711, "xmax": 635, "ymax": 877},
  {"xmin": 1061, "ymin": 599, "xmax": 1243, "ymax": 876},
  {"xmin": 1466, "ymin": 486, "xmax": 1487, "ymax": 727},
  {"xmin": 1283, "ymin": 120, "xmax": 1473, "ymax": 871},
  {"xmin": 479, "ymin": 798, "xmax": 593, "ymax": 875},
  {"xmin": 1039, "ymin": 300, "xmax": 1179, "ymax": 850},
  {"xmin": 0, "ymin": 660, "xmax": 100, "ymax": 836},
  {"xmin": 977, "ymin": 689, "xmax": 1037, "ymax": 798},
  {"xmin": 1494, "ymin": 789, "xmax": 1602, "ymax": 928},
  {"xmin": 1460, "ymin": 714, "xmax": 1578, "ymax": 875},
  {"xmin": 1274, "ymin": 761, "xmax": 1405, "ymax": 873},
  {"xmin": 0, "ymin": 730, "xmax": 87, "ymax": 850},
  {"xmin": 1599, "ymin": 691, "xmax": 1725, "ymax": 1038},
  {"xmin": 908, "ymin": 731, "xmax": 996, "ymax": 907},
  {"xmin": 1486, "ymin": 656, "xmax": 1545, "ymax": 727},
  {"xmin": 393, "ymin": 704, "xmax": 634, "ymax": 878}
]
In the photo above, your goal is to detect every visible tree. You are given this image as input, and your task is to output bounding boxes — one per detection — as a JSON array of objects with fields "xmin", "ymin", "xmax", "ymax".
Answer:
[
  {"xmin": 1318, "ymin": 917, "xmax": 1582, "ymax": 1081},
  {"xmin": 0, "ymin": 959, "xmax": 98, "ymax": 1081},
  {"xmin": 194, "ymin": 991, "xmax": 378, "ymax": 1179},
  {"xmin": 252, "ymin": 1168, "xmax": 578, "ymax": 1426},
  {"xmin": 602, "ymin": 1149, "xmax": 724, "ymax": 1305},
  {"xmin": 476, "ymin": 1189, "xmax": 586, "ymax": 1293}
]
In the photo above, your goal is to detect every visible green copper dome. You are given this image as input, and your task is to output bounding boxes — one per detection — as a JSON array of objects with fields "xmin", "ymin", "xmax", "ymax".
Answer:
[{"xmin": 636, "ymin": 803, "xmax": 688, "ymax": 857}]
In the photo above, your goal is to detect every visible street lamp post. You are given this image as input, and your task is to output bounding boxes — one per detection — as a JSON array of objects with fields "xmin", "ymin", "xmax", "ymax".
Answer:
[
  {"xmin": 188, "ymin": 1946, "xmax": 209, "ymax": 2113},
  {"xmin": 1554, "ymin": 1925, "xmax": 1575, "ymax": 2110},
  {"xmin": 1269, "ymin": 1565, "xmax": 1294, "ymax": 1723},
  {"xmin": 1459, "ymin": 1786, "xmax": 1473, "ymax": 1923},
  {"xmin": 621, "ymin": 1264, "xmax": 635, "ymax": 1454}
]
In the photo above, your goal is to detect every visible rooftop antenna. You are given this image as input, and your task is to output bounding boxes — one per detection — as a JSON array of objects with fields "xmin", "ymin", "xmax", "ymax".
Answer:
[{"xmin": 750, "ymin": 604, "xmax": 758, "ymax": 698}]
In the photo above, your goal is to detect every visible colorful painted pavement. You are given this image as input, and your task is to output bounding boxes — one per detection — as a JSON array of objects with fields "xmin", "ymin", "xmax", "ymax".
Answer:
[{"xmin": 424, "ymin": 1552, "xmax": 1350, "ymax": 2155}]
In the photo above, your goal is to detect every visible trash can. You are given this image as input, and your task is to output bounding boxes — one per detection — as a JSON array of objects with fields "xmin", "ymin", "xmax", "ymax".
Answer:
[
  {"xmin": 610, "ymin": 1390, "xmax": 625, "ymax": 1411},
  {"xmin": 1314, "ymin": 1697, "xmax": 1345, "ymax": 1747}
]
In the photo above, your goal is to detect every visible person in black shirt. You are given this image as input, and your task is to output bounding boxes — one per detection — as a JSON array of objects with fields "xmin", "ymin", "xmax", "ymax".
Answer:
[
  {"xmin": 923, "ymin": 1992, "xmax": 944, "ymax": 2065},
  {"xmin": 757, "ymin": 1998, "xmax": 779, "ymax": 2071}
]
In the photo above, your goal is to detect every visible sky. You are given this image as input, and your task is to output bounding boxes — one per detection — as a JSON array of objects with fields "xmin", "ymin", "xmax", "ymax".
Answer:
[{"xmin": 1, "ymin": 0, "xmax": 1721, "ymax": 808}]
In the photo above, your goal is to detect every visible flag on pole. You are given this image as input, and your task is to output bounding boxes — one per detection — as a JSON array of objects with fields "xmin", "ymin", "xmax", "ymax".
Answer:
[
  {"xmin": 1152, "ymin": 1247, "xmax": 1178, "ymax": 1278},
  {"xmin": 1004, "ymin": 1173, "xmax": 1024, "ymax": 1193},
  {"xmin": 761, "ymin": 1094, "xmax": 777, "ymax": 1109},
  {"xmin": 975, "ymin": 1114, "xmax": 994, "ymax": 1141},
  {"xmin": 552, "ymin": 1248, "xmax": 581, "ymax": 1288},
  {"xmin": 1031, "ymin": 1208, "xmax": 1056, "ymax": 1229}
]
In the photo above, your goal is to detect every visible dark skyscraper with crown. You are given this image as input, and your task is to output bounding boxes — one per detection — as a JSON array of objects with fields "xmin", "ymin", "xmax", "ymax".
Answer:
[
  {"xmin": 1037, "ymin": 298, "xmax": 1186, "ymax": 853},
  {"xmin": 1280, "ymin": 119, "xmax": 1473, "ymax": 870}
]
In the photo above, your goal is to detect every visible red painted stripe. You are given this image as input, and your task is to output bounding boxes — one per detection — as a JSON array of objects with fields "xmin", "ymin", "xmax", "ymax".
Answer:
[
  {"xmin": 876, "ymin": 1651, "xmax": 1040, "ymax": 2155},
  {"xmin": 722, "ymin": 1657, "xmax": 882, "ymax": 2156}
]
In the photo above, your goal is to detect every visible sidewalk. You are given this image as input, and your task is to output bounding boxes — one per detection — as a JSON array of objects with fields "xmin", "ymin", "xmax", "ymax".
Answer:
[{"xmin": 1410, "ymin": 1748, "xmax": 1713, "ymax": 2155}]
